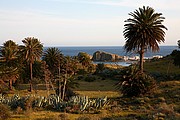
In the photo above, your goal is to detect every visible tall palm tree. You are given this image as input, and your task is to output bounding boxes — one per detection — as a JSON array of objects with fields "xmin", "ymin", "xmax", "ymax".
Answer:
[
  {"xmin": 20, "ymin": 37, "xmax": 43, "ymax": 92},
  {"xmin": 123, "ymin": 6, "xmax": 167, "ymax": 72},
  {"xmin": 0, "ymin": 40, "xmax": 19, "ymax": 90}
]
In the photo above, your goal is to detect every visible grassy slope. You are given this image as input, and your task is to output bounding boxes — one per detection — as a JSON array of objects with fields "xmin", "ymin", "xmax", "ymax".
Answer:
[{"xmin": 144, "ymin": 57, "xmax": 180, "ymax": 74}]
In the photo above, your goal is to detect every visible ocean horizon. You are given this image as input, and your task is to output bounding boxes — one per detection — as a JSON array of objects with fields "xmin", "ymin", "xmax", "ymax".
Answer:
[{"xmin": 44, "ymin": 46, "xmax": 178, "ymax": 58}]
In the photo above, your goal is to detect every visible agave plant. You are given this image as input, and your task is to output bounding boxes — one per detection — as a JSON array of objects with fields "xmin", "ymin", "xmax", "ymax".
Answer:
[
  {"xmin": 0, "ymin": 94, "xmax": 108, "ymax": 112},
  {"xmin": 69, "ymin": 96, "xmax": 108, "ymax": 111}
]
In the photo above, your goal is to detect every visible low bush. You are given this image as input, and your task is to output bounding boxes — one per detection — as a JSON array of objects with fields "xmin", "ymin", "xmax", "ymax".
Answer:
[
  {"xmin": 84, "ymin": 75, "xmax": 96, "ymax": 82},
  {"xmin": 78, "ymin": 69, "xmax": 88, "ymax": 75},
  {"xmin": 116, "ymin": 65, "xmax": 157, "ymax": 97}
]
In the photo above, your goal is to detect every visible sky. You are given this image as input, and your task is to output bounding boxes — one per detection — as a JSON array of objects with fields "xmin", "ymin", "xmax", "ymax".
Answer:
[{"xmin": 0, "ymin": 0, "xmax": 180, "ymax": 46}]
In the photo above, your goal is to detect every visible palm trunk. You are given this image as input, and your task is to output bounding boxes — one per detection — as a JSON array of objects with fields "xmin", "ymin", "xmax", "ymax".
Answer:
[
  {"xmin": 139, "ymin": 48, "xmax": 144, "ymax": 73},
  {"xmin": 62, "ymin": 73, "xmax": 67, "ymax": 101},
  {"xmin": 62, "ymin": 63, "xmax": 67, "ymax": 100},
  {"xmin": 58, "ymin": 66, "xmax": 61, "ymax": 97},
  {"xmin": 29, "ymin": 62, "xmax": 33, "ymax": 92}
]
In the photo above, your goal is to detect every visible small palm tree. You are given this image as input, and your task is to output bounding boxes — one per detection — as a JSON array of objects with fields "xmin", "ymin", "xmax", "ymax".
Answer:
[
  {"xmin": 20, "ymin": 37, "xmax": 43, "ymax": 92},
  {"xmin": 123, "ymin": 6, "xmax": 167, "ymax": 72},
  {"xmin": 0, "ymin": 40, "xmax": 19, "ymax": 90},
  {"xmin": 42, "ymin": 47, "xmax": 63, "ymax": 78},
  {"xmin": 78, "ymin": 52, "xmax": 91, "ymax": 67},
  {"xmin": 42, "ymin": 47, "xmax": 64, "ymax": 96},
  {"xmin": 0, "ymin": 40, "xmax": 18, "ymax": 66}
]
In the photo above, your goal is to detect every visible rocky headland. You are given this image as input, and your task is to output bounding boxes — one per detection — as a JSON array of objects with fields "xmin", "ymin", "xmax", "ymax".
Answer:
[{"xmin": 92, "ymin": 51, "xmax": 123, "ymax": 62}]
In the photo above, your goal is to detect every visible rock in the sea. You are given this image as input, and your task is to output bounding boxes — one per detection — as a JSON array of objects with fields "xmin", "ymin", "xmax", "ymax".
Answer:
[
  {"xmin": 92, "ymin": 51, "xmax": 122, "ymax": 61},
  {"xmin": 77, "ymin": 52, "xmax": 92, "ymax": 59}
]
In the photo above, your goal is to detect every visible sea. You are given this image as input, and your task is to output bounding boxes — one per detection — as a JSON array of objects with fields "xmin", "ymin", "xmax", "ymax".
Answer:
[{"xmin": 44, "ymin": 46, "xmax": 178, "ymax": 66}]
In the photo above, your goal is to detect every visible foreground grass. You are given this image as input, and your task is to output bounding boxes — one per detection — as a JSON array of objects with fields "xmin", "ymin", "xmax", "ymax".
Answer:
[{"xmin": 5, "ymin": 79, "xmax": 180, "ymax": 120}]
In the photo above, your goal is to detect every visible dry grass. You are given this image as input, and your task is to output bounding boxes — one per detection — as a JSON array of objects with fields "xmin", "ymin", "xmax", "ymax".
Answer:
[
  {"xmin": 74, "ymin": 79, "xmax": 118, "ymax": 91},
  {"xmin": 75, "ymin": 91, "xmax": 120, "ymax": 98}
]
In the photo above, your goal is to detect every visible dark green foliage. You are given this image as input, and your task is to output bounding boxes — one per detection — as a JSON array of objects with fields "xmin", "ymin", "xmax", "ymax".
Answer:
[
  {"xmin": 77, "ymin": 75, "xmax": 84, "ymax": 80},
  {"xmin": 0, "ymin": 104, "xmax": 11, "ymax": 119},
  {"xmin": 18, "ymin": 61, "xmax": 44, "ymax": 84},
  {"xmin": 149, "ymin": 72, "xmax": 180, "ymax": 81},
  {"xmin": 96, "ymin": 63, "xmax": 105, "ymax": 73},
  {"xmin": 178, "ymin": 40, "xmax": 180, "ymax": 48},
  {"xmin": 77, "ymin": 52, "xmax": 92, "ymax": 67},
  {"xmin": 84, "ymin": 75, "xmax": 96, "ymax": 82},
  {"xmin": 117, "ymin": 66, "xmax": 157, "ymax": 97},
  {"xmin": 171, "ymin": 50, "xmax": 180, "ymax": 68},
  {"xmin": 42, "ymin": 47, "xmax": 64, "ymax": 78},
  {"xmin": 101, "ymin": 69, "xmax": 120, "ymax": 78},
  {"xmin": 77, "ymin": 69, "xmax": 88, "ymax": 75}
]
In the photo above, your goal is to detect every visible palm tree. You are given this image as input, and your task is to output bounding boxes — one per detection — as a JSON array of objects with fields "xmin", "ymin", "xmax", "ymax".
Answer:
[
  {"xmin": 42, "ymin": 47, "xmax": 63, "ymax": 78},
  {"xmin": 123, "ymin": 6, "xmax": 167, "ymax": 72},
  {"xmin": 42, "ymin": 47, "xmax": 64, "ymax": 96},
  {"xmin": 0, "ymin": 40, "xmax": 19, "ymax": 90},
  {"xmin": 0, "ymin": 40, "xmax": 18, "ymax": 66},
  {"xmin": 78, "ymin": 52, "xmax": 91, "ymax": 67},
  {"xmin": 20, "ymin": 37, "xmax": 43, "ymax": 92}
]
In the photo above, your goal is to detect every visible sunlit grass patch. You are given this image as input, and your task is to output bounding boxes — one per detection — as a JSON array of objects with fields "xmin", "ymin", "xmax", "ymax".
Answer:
[{"xmin": 75, "ymin": 91, "xmax": 120, "ymax": 98}]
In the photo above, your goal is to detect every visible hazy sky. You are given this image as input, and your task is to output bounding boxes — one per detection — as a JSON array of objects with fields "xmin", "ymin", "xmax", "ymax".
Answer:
[{"xmin": 0, "ymin": 0, "xmax": 179, "ymax": 46}]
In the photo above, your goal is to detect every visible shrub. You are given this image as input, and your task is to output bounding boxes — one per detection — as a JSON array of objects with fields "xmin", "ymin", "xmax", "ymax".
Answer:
[
  {"xmin": 77, "ymin": 75, "xmax": 84, "ymax": 80},
  {"xmin": 171, "ymin": 50, "xmax": 180, "ymax": 67},
  {"xmin": 78, "ymin": 69, "xmax": 88, "ymax": 75},
  {"xmin": 0, "ymin": 104, "xmax": 11, "ymax": 120},
  {"xmin": 116, "ymin": 65, "xmax": 157, "ymax": 97},
  {"xmin": 84, "ymin": 75, "xmax": 96, "ymax": 82},
  {"xmin": 97, "ymin": 63, "xmax": 105, "ymax": 72}
]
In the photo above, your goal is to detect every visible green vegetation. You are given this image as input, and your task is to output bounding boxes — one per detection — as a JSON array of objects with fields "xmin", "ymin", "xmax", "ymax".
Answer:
[{"xmin": 116, "ymin": 65, "xmax": 157, "ymax": 97}]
